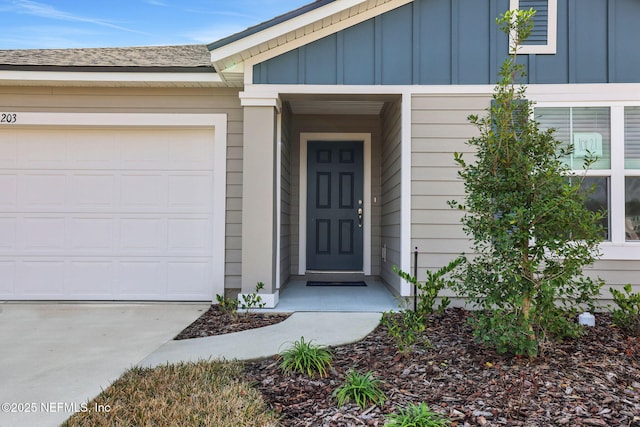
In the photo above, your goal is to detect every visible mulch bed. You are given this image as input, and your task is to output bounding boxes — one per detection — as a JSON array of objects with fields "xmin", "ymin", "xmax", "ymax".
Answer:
[
  {"xmin": 176, "ymin": 307, "xmax": 640, "ymax": 426},
  {"xmin": 174, "ymin": 305, "xmax": 290, "ymax": 339}
]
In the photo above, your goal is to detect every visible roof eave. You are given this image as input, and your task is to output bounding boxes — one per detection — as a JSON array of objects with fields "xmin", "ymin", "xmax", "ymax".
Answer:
[
  {"xmin": 0, "ymin": 69, "xmax": 227, "ymax": 88},
  {"xmin": 209, "ymin": 0, "xmax": 369, "ymax": 64},
  {"xmin": 207, "ymin": 0, "xmax": 336, "ymax": 51}
]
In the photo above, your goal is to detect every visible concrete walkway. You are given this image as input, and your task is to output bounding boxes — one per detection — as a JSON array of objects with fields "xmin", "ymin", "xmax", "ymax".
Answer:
[
  {"xmin": 139, "ymin": 311, "xmax": 382, "ymax": 368},
  {"xmin": 0, "ymin": 303, "xmax": 382, "ymax": 427}
]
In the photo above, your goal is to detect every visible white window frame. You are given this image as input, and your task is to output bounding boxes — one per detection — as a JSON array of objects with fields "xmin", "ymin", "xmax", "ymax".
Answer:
[
  {"xmin": 510, "ymin": 0, "xmax": 558, "ymax": 55},
  {"xmin": 534, "ymin": 102, "xmax": 640, "ymax": 260}
]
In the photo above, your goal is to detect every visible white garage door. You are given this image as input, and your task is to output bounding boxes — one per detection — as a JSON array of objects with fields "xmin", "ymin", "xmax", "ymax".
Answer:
[{"xmin": 0, "ymin": 125, "xmax": 220, "ymax": 300}]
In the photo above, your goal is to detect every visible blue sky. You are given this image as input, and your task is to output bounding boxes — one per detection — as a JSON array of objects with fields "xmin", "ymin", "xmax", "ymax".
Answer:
[{"xmin": 0, "ymin": 0, "xmax": 311, "ymax": 49}]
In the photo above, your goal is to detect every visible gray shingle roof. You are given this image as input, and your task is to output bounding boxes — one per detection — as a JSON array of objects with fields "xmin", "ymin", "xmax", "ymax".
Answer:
[{"xmin": 0, "ymin": 44, "xmax": 213, "ymax": 71}]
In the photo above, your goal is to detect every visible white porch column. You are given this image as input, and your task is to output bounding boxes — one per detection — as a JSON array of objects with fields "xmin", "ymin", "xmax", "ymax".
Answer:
[{"xmin": 239, "ymin": 93, "xmax": 281, "ymax": 307}]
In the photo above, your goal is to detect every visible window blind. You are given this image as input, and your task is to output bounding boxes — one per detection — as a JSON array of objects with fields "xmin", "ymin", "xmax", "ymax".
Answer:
[
  {"xmin": 535, "ymin": 107, "xmax": 611, "ymax": 170},
  {"xmin": 625, "ymin": 107, "xmax": 640, "ymax": 169}
]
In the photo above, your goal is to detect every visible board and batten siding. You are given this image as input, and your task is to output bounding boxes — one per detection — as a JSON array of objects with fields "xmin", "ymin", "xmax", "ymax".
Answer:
[
  {"xmin": 0, "ymin": 86, "xmax": 243, "ymax": 293},
  {"xmin": 381, "ymin": 99, "xmax": 403, "ymax": 292},
  {"xmin": 254, "ymin": 0, "xmax": 640, "ymax": 86}
]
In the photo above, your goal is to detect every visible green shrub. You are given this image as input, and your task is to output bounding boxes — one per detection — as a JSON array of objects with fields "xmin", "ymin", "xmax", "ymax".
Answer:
[
  {"xmin": 394, "ymin": 257, "xmax": 463, "ymax": 317},
  {"xmin": 448, "ymin": 9, "xmax": 605, "ymax": 357},
  {"xmin": 611, "ymin": 284, "xmax": 640, "ymax": 336},
  {"xmin": 333, "ymin": 369, "xmax": 386, "ymax": 409},
  {"xmin": 279, "ymin": 337, "xmax": 333, "ymax": 377},
  {"xmin": 384, "ymin": 403, "xmax": 450, "ymax": 427},
  {"xmin": 381, "ymin": 310, "xmax": 428, "ymax": 354},
  {"xmin": 239, "ymin": 282, "xmax": 266, "ymax": 313},
  {"xmin": 215, "ymin": 293, "xmax": 239, "ymax": 315}
]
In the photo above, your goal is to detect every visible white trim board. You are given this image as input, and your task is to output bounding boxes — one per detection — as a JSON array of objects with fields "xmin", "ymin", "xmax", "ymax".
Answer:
[
  {"xmin": 0, "ymin": 112, "xmax": 227, "ymax": 301},
  {"xmin": 299, "ymin": 132, "xmax": 372, "ymax": 275},
  {"xmin": 509, "ymin": 0, "xmax": 558, "ymax": 55},
  {"xmin": 0, "ymin": 70, "xmax": 223, "ymax": 86}
]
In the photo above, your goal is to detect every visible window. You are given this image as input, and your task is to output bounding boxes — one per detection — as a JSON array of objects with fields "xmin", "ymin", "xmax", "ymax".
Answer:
[
  {"xmin": 625, "ymin": 107, "xmax": 640, "ymax": 241},
  {"xmin": 536, "ymin": 105, "xmax": 640, "ymax": 253},
  {"xmin": 510, "ymin": 0, "xmax": 558, "ymax": 54}
]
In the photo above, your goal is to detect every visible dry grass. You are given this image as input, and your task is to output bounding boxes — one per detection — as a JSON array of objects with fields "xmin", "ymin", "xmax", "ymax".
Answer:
[{"xmin": 63, "ymin": 360, "xmax": 280, "ymax": 427}]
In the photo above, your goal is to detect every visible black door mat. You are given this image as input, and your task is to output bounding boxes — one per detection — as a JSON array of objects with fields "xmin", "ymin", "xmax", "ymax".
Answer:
[{"xmin": 306, "ymin": 281, "xmax": 367, "ymax": 287}]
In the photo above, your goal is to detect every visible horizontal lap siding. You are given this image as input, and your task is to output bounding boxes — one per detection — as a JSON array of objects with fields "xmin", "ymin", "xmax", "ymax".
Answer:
[
  {"xmin": 0, "ymin": 86, "xmax": 243, "ymax": 292},
  {"xmin": 381, "ymin": 99, "xmax": 402, "ymax": 292},
  {"xmin": 411, "ymin": 92, "xmax": 640, "ymax": 300},
  {"xmin": 411, "ymin": 93, "xmax": 489, "ymax": 284},
  {"xmin": 280, "ymin": 108, "xmax": 292, "ymax": 287},
  {"xmin": 587, "ymin": 260, "xmax": 640, "ymax": 301}
]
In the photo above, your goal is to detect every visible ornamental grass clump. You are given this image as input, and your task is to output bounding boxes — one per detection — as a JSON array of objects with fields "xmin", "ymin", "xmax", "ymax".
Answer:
[
  {"xmin": 279, "ymin": 336, "xmax": 333, "ymax": 377},
  {"xmin": 333, "ymin": 369, "xmax": 386, "ymax": 409},
  {"xmin": 384, "ymin": 403, "xmax": 450, "ymax": 427}
]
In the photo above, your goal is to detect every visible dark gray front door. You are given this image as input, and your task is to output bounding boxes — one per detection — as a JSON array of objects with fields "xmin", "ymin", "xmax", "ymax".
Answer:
[{"xmin": 307, "ymin": 141, "xmax": 364, "ymax": 271}]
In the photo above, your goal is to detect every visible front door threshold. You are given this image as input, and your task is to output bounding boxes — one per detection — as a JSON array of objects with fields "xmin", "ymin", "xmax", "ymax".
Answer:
[
  {"xmin": 295, "ymin": 272, "xmax": 370, "ymax": 283},
  {"xmin": 305, "ymin": 270, "xmax": 364, "ymax": 274}
]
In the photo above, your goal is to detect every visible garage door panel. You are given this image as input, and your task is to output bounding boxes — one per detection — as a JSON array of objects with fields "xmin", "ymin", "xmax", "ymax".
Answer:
[
  {"xmin": 167, "ymin": 261, "xmax": 211, "ymax": 297},
  {"xmin": 20, "ymin": 174, "xmax": 67, "ymax": 208},
  {"xmin": 21, "ymin": 217, "xmax": 66, "ymax": 252},
  {"xmin": 70, "ymin": 218, "xmax": 114, "ymax": 252},
  {"xmin": 68, "ymin": 261, "xmax": 115, "ymax": 295},
  {"xmin": 0, "ymin": 174, "xmax": 17, "ymax": 207},
  {"xmin": 168, "ymin": 138, "xmax": 215, "ymax": 170},
  {"xmin": 0, "ymin": 140, "xmax": 18, "ymax": 168},
  {"xmin": 168, "ymin": 174, "xmax": 213, "ymax": 209},
  {"xmin": 19, "ymin": 260, "xmax": 65, "ymax": 296},
  {"xmin": 119, "ymin": 218, "xmax": 165, "ymax": 252},
  {"xmin": 70, "ymin": 174, "xmax": 116, "ymax": 208},
  {"xmin": 0, "ymin": 218, "xmax": 16, "ymax": 250},
  {"xmin": 0, "ymin": 125, "xmax": 219, "ymax": 301},
  {"xmin": 118, "ymin": 261, "xmax": 164, "ymax": 295},
  {"xmin": 121, "ymin": 135, "xmax": 168, "ymax": 170},
  {"xmin": 70, "ymin": 137, "xmax": 118, "ymax": 169},
  {"xmin": 20, "ymin": 137, "xmax": 68, "ymax": 168},
  {"xmin": 167, "ymin": 218, "xmax": 211, "ymax": 254},
  {"xmin": 0, "ymin": 261, "xmax": 16, "ymax": 295},
  {"xmin": 120, "ymin": 174, "xmax": 167, "ymax": 209}
]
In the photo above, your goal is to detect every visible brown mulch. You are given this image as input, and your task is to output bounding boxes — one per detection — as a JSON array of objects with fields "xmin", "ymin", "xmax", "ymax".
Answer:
[
  {"xmin": 176, "ymin": 307, "xmax": 639, "ymax": 426},
  {"xmin": 174, "ymin": 305, "xmax": 290, "ymax": 339}
]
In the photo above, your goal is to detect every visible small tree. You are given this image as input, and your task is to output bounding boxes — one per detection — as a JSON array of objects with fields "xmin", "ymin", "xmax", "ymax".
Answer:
[{"xmin": 449, "ymin": 9, "xmax": 605, "ymax": 356}]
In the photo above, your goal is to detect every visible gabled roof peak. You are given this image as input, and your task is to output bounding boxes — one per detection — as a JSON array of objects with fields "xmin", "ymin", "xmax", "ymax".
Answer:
[{"xmin": 208, "ymin": 0, "xmax": 336, "ymax": 51}]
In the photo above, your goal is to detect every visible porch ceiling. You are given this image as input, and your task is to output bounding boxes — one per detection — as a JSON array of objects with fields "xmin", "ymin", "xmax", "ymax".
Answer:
[
  {"xmin": 283, "ymin": 94, "xmax": 396, "ymax": 115},
  {"xmin": 287, "ymin": 99, "xmax": 385, "ymax": 115}
]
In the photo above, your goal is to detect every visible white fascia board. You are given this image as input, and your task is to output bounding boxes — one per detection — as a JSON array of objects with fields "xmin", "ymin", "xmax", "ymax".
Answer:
[
  {"xmin": 0, "ymin": 70, "xmax": 223, "ymax": 85},
  {"xmin": 527, "ymin": 83, "xmax": 640, "ymax": 103},
  {"xmin": 243, "ymin": 84, "xmax": 494, "ymax": 97},
  {"xmin": 210, "ymin": 0, "xmax": 370, "ymax": 64}
]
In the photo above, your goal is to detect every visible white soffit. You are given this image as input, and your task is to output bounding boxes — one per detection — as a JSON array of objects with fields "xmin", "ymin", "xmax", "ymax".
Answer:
[{"xmin": 287, "ymin": 99, "xmax": 385, "ymax": 115}]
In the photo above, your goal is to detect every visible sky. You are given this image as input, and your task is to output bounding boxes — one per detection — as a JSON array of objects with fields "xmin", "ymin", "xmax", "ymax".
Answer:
[{"xmin": 0, "ymin": 0, "xmax": 312, "ymax": 50}]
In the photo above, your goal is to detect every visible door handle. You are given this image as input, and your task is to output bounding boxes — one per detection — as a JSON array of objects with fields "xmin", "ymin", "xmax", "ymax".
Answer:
[{"xmin": 357, "ymin": 200, "xmax": 363, "ymax": 228}]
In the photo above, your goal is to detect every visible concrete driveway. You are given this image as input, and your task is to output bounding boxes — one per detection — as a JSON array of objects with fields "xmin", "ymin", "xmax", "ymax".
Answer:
[{"xmin": 0, "ymin": 302, "xmax": 208, "ymax": 427}]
